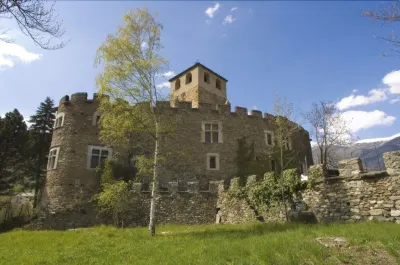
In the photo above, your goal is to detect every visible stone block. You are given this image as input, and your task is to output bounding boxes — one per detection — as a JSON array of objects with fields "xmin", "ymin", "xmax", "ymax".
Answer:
[
  {"xmin": 390, "ymin": 196, "xmax": 400, "ymax": 201},
  {"xmin": 391, "ymin": 210, "xmax": 400, "ymax": 217},
  {"xmin": 369, "ymin": 209, "xmax": 384, "ymax": 216}
]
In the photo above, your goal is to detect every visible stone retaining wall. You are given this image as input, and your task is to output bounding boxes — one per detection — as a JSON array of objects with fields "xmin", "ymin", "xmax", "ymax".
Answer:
[{"xmin": 302, "ymin": 151, "xmax": 400, "ymax": 223}]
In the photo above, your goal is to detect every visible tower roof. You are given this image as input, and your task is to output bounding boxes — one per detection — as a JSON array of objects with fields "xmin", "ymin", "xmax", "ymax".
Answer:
[{"xmin": 168, "ymin": 63, "xmax": 228, "ymax": 82}]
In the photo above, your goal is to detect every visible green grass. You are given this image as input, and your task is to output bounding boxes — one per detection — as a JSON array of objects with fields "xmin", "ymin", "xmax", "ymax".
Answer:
[{"xmin": 1, "ymin": 222, "xmax": 400, "ymax": 265}]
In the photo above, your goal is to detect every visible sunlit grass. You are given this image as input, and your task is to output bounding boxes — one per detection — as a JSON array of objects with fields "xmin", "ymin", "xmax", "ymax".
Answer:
[{"xmin": 1, "ymin": 222, "xmax": 399, "ymax": 265}]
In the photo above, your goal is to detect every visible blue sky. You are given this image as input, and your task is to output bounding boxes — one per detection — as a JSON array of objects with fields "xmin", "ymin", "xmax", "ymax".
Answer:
[{"xmin": 0, "ymin": 1, "xmax": 399, "ymax": 141}]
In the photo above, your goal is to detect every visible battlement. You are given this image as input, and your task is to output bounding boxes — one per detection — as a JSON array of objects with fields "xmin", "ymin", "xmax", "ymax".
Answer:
[
  {"xmin": 59, "ymin": 93, "xmax": 286, "ymax": 124},
  {"xmin": 130, "ymin": 180, "xmax": 224, "ymax": 194}
]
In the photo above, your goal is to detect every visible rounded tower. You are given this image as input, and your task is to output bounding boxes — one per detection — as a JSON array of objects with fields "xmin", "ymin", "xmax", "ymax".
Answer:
[{"xmin": 41, "ymin": 93, "xmax": 107, "ymax": 214}]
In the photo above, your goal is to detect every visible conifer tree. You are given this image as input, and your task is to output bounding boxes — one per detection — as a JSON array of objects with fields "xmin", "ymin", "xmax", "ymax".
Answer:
[
  {"xmin": 28, "ymin": 97, "xmax": 56, "ymax": 207},
  {"xmin": 0, "ymin": 109, "xmax": 28, "ymax": 191}
]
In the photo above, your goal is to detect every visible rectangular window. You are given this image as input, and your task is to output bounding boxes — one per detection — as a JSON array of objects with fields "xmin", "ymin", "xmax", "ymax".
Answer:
[
  {"xmin": 264, "ymin": 130, "xmax": 274, "ymax": 146},
  {"xmin": 283, "ymin": 139, "xmax": 292, "ymax": 150},
  {"xmin": 88, "ymin": 146, "xmax": 112, "ymax": 169},
  {"xmin": 202, "ymin": 122, "xmax": 222, "ymax": 143},
  {"xmin": 207, "ymin": 153, "xmax": 219, "ymax": 170},
  {"xmin": 47, "ymin": 147, "xmax": 60, "ymax": 170},
  {"xmin": 271, "ymin": 160, "xmax": 276, "ymax": 171},
  {"xmin": 54, "ymin": 113, "xmax": 65, "ymax": 128},
  {"xmin": 75, "ymin": 179, "xmax": 80, "ymax": 187}
]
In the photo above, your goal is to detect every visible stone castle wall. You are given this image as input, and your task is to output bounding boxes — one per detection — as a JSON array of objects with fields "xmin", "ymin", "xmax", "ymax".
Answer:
[
  {"xmin": 42, "ymin": 180, "xmax": 222, "ymax": 229},
  {"xmin": 41, "ymin": 92, "xmax": 313, "ymax": 219},
  {"xmin": 302, "ymin": 151, "xmax": 400, "ymax": 223}
]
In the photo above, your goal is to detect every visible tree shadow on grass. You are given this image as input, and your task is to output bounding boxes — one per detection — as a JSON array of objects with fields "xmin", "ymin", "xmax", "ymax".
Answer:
[{"xmin": 159, "ymin": 222, "xmax": 318, "ymax": 239}]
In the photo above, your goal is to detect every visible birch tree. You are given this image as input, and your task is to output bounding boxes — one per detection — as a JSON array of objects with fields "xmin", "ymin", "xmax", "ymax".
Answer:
[
  {"xmin": 0, "ymin": 0, "xmax": 65, "ymax": 49},
  {"xmin": 304, "ymin": 101, "xmax": 351, "ymax": 172},
  {"xmin": 273, "ymin": 95, "xmax": 302, "ymax": 221},
  {"xmin": 94, "ymin": 8, "xmax": 168, "ymax": 236}
]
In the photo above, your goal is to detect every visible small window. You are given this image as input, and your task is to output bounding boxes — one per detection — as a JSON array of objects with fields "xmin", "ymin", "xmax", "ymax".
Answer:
[
  {"xmin": 185, "ymin": 72, "xmax": 192, "ymax": 84},
  {"xmin": 92, "ymin": 111, "xmax": 102, "ymax": 126},
  {"xmin": 75, "ymin": 179, "xmax": 80, "ymax": 187},
  {"xmin": 202, "ymin": 122, "xmax": 222, "ymax": 143},
  {"xmin": 283, "ymin": 138, "xmax": 292, "ymax": 150},
  {"xmin": 47, "ymin": 147, "xmax": 60, "ymax": 170},
  {"xmin": 204, "ymin": 72, "xmax": 210, "ymax": 84},
  {"xmin": 271, "ymin": 160, "xmax": 276, "ymax": 171},
  {"xmin": 216, "ymin": 79, "xmax": 221, "ymax": 90},
  {"xmin": 264, "ymin": 130, "xmax": 274, "ymax": 146},
  {"xmin": 88, "ymin": 146, "xmax": 112, "ymax": 169},
  {"xmin": 175, "ymin": 79, "xmax": 181, "ymax": 90},
  {"xmin": 207, "ymin": 153, "xmax": 220, "ymax": 170},
  {"xmin": 54, "ymin": 113, "xmax": 65, "ymax": 128}
]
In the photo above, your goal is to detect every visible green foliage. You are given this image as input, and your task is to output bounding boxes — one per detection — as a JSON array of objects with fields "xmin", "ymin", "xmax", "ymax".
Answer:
[
  {"xmin": 307, "ymin": 166, "xmax": 324, "ymax": 189},
  {"xmin": 229, "ymin": 169, "xmax": 302, "ymax": 211},
  {"xmin": 226, "ymin": 178, "xmax": 247, "ymax": 200},
  {"xmin": 93, "ymin": 160, "xmax": 137, "ymax": 227},
  {"xmin": 1, "ymin": 222, "xmax": 400, "ymax": 264}
]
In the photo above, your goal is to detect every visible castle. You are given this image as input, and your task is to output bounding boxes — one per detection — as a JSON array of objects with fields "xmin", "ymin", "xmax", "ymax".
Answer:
[{"xmin": 40, "ymin": 63, "xmax": 314, "ymax": 228}]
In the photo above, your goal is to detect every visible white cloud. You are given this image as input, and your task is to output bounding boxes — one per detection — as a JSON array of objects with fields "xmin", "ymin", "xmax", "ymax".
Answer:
[
  {"xmin": 390, "ymin": 98, "xmax": 400, "ymax": 104},
  {"xmin": 336, "ymin": 88, "xmax": 388, "ymax": 110},
  {"xmin": 0, "ymin": 38, "xmax": 42, "ymax": 70},
  {"xmin": 223, "ymin": 15, "xmax": 236, "ymax": 25},
  {"xmin": 161, "ymin": 71, "xmax": 175, "ymax": 78},
  {"xmin": 205, "ymin": 3, "xmax": 220, "ymax": 18},
  {"xmin": 382, "ymin": 70, "xmax": 400, "ymax": 94},
  {"xmin": 352, "ymin": 89, "xmax": 358, "ymax": 93},
  {"xmin": 342, "ymin": 110, "xmax": 396, "ymax": 133},
  {"xmin": 156, "ymin": 82, "xmax": 170, "ymax": 89},
  {"xmin": 230, "ymin": 7, "xmax": 238, "ymax": 12}
]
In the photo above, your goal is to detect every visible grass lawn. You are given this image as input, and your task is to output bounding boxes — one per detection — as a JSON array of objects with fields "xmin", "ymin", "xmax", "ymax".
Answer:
[{"xmin": 1, "ymin": 222, "xmax": 399, "ymax": 265}]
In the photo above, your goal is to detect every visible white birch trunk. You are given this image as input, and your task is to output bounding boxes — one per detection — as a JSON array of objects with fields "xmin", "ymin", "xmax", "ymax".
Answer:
[{"xmin": 148, "ymin": 120, "xmax": 159, "ymax": 236}]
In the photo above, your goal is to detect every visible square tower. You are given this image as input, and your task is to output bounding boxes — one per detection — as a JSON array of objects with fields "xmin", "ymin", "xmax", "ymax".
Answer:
[{"xmin": 168, "ymin": 63, "xmax": 228, "ymax": 108}]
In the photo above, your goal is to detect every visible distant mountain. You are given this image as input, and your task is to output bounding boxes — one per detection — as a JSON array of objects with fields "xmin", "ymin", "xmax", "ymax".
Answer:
[{"xmin": 311, "ymin": 133, "xmax": 400, "ymax": 170}]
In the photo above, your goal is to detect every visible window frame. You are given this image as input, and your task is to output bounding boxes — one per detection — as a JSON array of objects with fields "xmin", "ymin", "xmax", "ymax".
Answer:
[
  {"xmin": 201, "ymin": 121, "xmax": 223, "ymax": 144},
  {"xmin": 264, "ymin": 130, "xmax": 274, "ymax": 146},
  {"xmin": 206, "ymin": 153, "xmax": 220, "ymax": 171},
  {"xmin": 204, "ymin": 72, "xmax": 210, "ymax": 84},
  {"xmin": 175, "ymin": 78, "xmax": 181, "ymax": 90},
  {"xmin": 185, "ymin": 72, "xmax": 192, "ymax": 84},
  {"xmin": 47, "ymin": 147, "xmax": 60, "ymax": 170},
  {"xmin": 92, "ymin": 111, "xmax": 102, "ymax": 126},
  {"xmin": 283, "ymin": 138, "xmax": 292, "ymax": 150},
  {"xmin": 74, "ymin": 179, "xmax": 81, "ymax": 187},
  {"xmin": 54, "ymin": 112, "xmax": 65, "ymax": 129},
  {"xmin": 87, "ymin": 145, "xmax": 113, "ymax": 169}
]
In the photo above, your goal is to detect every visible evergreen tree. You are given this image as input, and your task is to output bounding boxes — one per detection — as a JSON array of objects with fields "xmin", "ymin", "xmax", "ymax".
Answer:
[
  {"xmin": 28, "ymin": 97, "xmax": 57, "ymax": 207},
  {"xmin": 0, "ymin": 109, "xmax": 29, "ymax": 191}
]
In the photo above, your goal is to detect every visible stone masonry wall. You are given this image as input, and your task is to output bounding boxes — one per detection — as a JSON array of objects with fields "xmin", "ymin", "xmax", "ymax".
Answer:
[
  {"xmin": 42, "ymin": 180, "xmax": 222, "ymax": 229},
  {"xmin": 216, "ymin": 176, "xmax": 286, "ymax": 224},
  {"xmin": 42, "ymin": 92, "xmax": 313, "ymax": 219},
  {"xmin": 302, "ymin": 151, "xmax": 400, "ymax": 223}
]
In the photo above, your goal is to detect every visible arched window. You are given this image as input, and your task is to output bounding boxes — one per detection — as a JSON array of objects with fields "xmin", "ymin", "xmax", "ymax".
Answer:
[
  {"xmin": 204, "ymin": 72, "xmax": 210, "ymax": 84},
  {"xmin": 185, "ymin": 72, "xmax": 192, "ymax": 84},
  {"xmin": 175, "ymin": 79, "xmax": 181, "ymax": 90},
  {"xmin": 216, "ymin": 79, "xmax": 221, "ymax": 90}
]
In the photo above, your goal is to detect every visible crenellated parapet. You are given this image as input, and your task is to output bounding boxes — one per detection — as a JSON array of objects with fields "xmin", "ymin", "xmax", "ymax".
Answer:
[
  {"xmin": 303, "ymin": 151, "xmax": 400, "ymax": 223},
  {"xmin": 57, "ymin": 93, "xmax": 288, "ymax": 125},
  {"xmin": 130, "ymin": 180, "xmax": 224, "ymax": 195}
]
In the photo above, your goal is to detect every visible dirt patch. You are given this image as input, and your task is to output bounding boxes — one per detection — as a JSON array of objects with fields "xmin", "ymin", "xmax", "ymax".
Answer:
[{"xmin": 327, "ymin": 245, "xmax": 397, "ymax": 265}]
